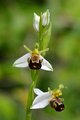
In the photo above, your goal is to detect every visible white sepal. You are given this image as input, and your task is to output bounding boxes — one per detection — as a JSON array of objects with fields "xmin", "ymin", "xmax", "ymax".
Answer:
[
  {"xmin": 40, "ymin": 55, "xmax": 53, "ymax": 71},
  {"xmin": 33, "ymin": 13, "xmax": 40, "ymax": 31},
  {"xmin": 34, "ymin": 88, "xmax": 44, "ymax": 96},
  {"xmin": 31, "ymin": 91, "xmax": 51, "ymax": 109},
  {"xmin": 13, "ymin": 53, "xmax": 31, "ymax": 68}
]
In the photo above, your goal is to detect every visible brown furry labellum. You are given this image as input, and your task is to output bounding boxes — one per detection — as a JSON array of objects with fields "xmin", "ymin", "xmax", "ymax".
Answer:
[
  {"xmin": 50, "ymin": 98, "xmax": 65, "ymax": 112},
  {"xmin": 28, "ymin": 54, "xmax": 42, "ymax": 70}
]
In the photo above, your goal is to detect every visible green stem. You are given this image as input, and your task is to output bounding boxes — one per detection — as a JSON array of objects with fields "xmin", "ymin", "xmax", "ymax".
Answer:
[
  {"xmin": 26, "ymin": 70, "xmax": 39, "ymax": 120},
  {"xmin": 26, "ymin": 113, "xmax": 31, "ymax": 120}
]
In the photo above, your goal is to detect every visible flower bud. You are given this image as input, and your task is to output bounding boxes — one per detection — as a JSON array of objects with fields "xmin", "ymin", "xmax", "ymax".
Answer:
[
  {"xmin": 42, "ymin": 9, "xmax": 50, "ymax": 26},
  {"xmin": 33, "ymin": 13, "xmax": 40, "ymax": 31},
  {"xmin": 33, "ymin": 10, "xmax": 50, "ymax": 31}
]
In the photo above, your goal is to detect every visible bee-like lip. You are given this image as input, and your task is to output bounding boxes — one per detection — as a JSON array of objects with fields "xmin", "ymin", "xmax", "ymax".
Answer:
[
  {"xmin": 54, "ymin": 102, "xmax": 65, "ymax": 112},
  {"xmin": 50, "ymin": 98, "xmax": 65, "ymax": 112},
  {"xmin": 29, "ymin": 59, "xmax": 42, "ymax": 70}
]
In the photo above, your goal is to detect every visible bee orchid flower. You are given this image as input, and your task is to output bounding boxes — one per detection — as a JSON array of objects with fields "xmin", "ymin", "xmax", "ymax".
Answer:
[
  {"xmin": 31, "ymin": 84, "xmax": 65, "ymax": 112},
  {"xmin": 13, "ymin": 45, "xmax": 53, "ymax": 71},
  {"xmin": 33, "ymin": 9, "xmax": 50, "ymax": 31}
]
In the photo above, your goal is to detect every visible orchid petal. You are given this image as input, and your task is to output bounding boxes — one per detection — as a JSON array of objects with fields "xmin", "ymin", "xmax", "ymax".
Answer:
[
  {"xmin": 34, "ymin": 88, "xmax": 44, "ymax": 96},
  {"xmin": 40, "ymin": 55, "xmax": 53, "ymax": 71},
  {"xmin": 13, "ymin": 53, "xmax": 31, "ymax": 68},
  {"xmin": 31, "ymin": 92, "xmax": 51, "ymax": 109}
]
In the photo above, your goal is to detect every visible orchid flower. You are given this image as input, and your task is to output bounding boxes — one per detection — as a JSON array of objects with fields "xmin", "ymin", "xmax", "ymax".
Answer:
[
  {"xmin": 33, "ymin": 9, "xmax": 50, "ymax": 31},
  {"xmin": 13, "ymin": 45, "xmax": 53, "ymax": 71},
  {"xmin": 31, "ymin": 84, "xmax": 65, "ymax": 112}
]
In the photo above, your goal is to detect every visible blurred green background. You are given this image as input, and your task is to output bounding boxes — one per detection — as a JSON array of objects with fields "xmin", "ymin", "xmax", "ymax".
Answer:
[{"xmin": 0, "ymin": 0, "xmax": 80, "ymax": 120}]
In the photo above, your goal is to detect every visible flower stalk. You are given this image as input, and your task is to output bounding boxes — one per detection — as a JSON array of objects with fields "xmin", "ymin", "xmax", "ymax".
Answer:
[{"xmin": 26, "ymin": 70, "xmax": 39, "ymax": 120}]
